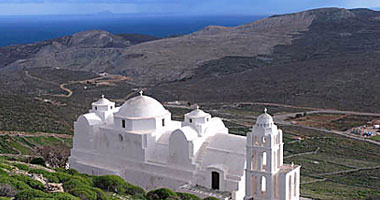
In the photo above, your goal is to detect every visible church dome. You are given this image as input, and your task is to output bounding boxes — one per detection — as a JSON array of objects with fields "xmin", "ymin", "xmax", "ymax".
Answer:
[
  {"xmin": 256, "ymin": 108, "xmax": 274, "ymax": 126},
  {"xmin": 93, "ymin": 95, "xmax": 112, "ymax": 105},
  {"xmin": 186, "ymin": 106, "xmax": 209, "ymax": 118},
  {"xmin": 117, "ymin": 93, "xmax": 169, "ymax": 118}
]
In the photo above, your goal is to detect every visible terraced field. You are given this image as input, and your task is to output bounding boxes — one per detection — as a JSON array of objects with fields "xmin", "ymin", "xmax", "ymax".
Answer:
[{"xmin": 0, "ymin": 133, "xmax": 72, "ymax": 158}]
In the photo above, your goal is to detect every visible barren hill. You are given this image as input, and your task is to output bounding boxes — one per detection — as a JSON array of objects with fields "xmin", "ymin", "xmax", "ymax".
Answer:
[
  {"xmin": 2, "ymin": 8, "xmax": 380, "ymax": 112},
  {"xmin": 1, "ymin": 9, "xmax": 316, "ymax": 84}
]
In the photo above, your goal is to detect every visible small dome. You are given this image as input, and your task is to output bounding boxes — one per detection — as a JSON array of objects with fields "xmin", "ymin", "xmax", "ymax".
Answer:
[
  {"xmin": 117, "ymin": 94, "xmax": 169, "ymax": 118},
  {"xmin": 256, "ymin": 108, "xmax": 274, "ymax": 126},
  {"xmin": 93, "ymin": 95, "xmax": 112, "ymax": 105},
  {"xmin": 186, "ymin": 106, "xmax": 209, "ymax": 118}
]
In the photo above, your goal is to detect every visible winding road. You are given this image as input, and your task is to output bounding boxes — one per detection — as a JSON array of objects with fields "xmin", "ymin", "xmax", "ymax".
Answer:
[{"xmin": 25, "ymin": 70, "xmax": 130, "ymax": 98}]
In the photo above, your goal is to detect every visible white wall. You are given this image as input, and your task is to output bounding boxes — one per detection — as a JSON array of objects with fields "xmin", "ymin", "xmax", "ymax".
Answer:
[{"xmin": 168, "ymin": 129, "xmax": 193, "ymax": 167}]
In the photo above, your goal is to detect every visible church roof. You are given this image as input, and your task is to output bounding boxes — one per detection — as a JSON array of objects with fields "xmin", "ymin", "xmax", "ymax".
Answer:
[
  {"xmin": 256, "ymin": 108, "xmax": 274, "ymax": 125},
  {"xmin": 177, "ymin": 126, "xmax": 199, "ymax": 141},
  {"xmin": 116, "ymin": 93, "xmax": 170, "ymax": 119},
  {"xmin": 186, "ymin": 106, "xmax": 209, "ymax": 118},
  {"xmin": 80, "ymin": 113, "xmax": 103, "ymax": 125},
  {"xmin": 92, "ymin": 95, "xmax": 113, "ymax": 105}
]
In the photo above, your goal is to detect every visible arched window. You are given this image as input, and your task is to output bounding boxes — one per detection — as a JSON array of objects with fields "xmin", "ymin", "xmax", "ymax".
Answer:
[
  {"xmin": 189, "ymin": 119, "xmax": 193, "ymax": 123},
  {"xmin": 261, "ymin": 176, "xmax": 266, "ymax": 194},
  {"xmin": 262, "ymin": 136, "xmax": 266, "ymax": 147},
  {"xmin": 251, "ymin": 151, "xmax": 257, "ymax": 170},
  {"xmin": 122, "ymin": 120, "xmax": 126, "ymax": 128},
  {"xmin": 262, "ymin": 152, "xmax": 267, "ymax": 171},
  {"xmin": 162, "ymin": 118, "xmax": 165, "ymax": 127},
  {"xmin": 211, "ymin": 171, "xmax": 220, "ymax": 190}
]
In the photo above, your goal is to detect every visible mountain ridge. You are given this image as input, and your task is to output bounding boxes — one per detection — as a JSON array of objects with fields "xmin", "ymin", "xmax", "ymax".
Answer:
[{"xmin": 2, "ymin": 7, "xmax": 380, "ymax": 112}]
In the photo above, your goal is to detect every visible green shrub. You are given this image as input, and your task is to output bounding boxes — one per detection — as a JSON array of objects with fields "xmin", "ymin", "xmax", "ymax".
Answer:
[
  {"xmin": 0, "ymin": 176, "xmax": 31, "ymax": 190},
  {"xmin": 12, "ymin": 175, "xmax": 44, "ymax": 190},
  {"xmin": 146, "ymin": 188, "xmax": 179, "ymax": 200},
  {"xmin": 203, "ymin": 197, "xmax": 219, "ymax": 200},
  {"xmin": 177, "ymin": 192, "xmax": 201, "ymax": 200},
  {"xmin": 28, "ymin": 169, "xmax": 59, "ymax": 183},
  {"xmin": 125, "ymin": 183, "xmax": 145, "ymax": 196},
  {"xmin": 70, "ymin": 187, "xmax": 97, "ymax": 200},
  {"xmin": 93, "ymin": 175, "xmax": 127, "ymax": 194},
  {"xmin": 12, "ymin": 163, "xmax": 29, "ymax": 171},
  {"xmin": 0, "ymin": 197, "xmax": 11, "ymax": 200},
  {"xmin": 0, "ymin": 168, "xmax": 8, "ymax": 176},
  {"xmin": 90, "ymin": 187, "xmax": 109, "ymax": 200},
  {"xmin": 0, "ymin": 183, "xmax": 17, "ymax": 197},
  {"xmin": 15, "ymin": 189, "xmax": 48, "ymax": 200},
  {"xmin": 55, "ymin": 172, "xmax": 72, "ymax": 183},
  {"xmin": 62, "ymin": 178, "xmax": 88, "ymax": 192},
  {"xmin": 66, "ymin": 168, "xmax": 79, "ymax": 176},
  {"xmin": 132, "ymin": 193, "xmax": 147, "ymax": 200},
  {"xmin": 30, "ymin": 158, "xmax": 46, "ymax": 166},
  {"xmin": 55, "ymin": 168, "xmax": 66, "ymax": 173},
  {"xmin": 49, "ymin": 192, "xmax": 81, "ymax": 200},
  {"xmin": 0, "ymin": 163, "xmax": 12, "ymax": 170},
  {"xmin": 74, "ymin": 174, "xmax": 94, "ymax": 186}
]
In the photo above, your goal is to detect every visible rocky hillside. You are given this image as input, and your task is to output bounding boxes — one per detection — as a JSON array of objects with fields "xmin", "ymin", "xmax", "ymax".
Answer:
[
  {"xmin": 152, "ymin": 8, "xmax": 380, "ymax": 112},
  {"xmin": 2, "ymin": 8, "xmax": 380, "ymax": 112},
  {"xmin": 0, "ymin": 10, "xmax": 316, "ymax": 84}
]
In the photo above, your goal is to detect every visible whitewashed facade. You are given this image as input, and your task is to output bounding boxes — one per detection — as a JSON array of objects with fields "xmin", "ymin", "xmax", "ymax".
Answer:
[
  {"xmin": 244, "ymin": 109, "xmax": 300, "ymax": 200},
  {"xmin": 69, "ymin": 93, "xmax": 300, "ymax": 200}
]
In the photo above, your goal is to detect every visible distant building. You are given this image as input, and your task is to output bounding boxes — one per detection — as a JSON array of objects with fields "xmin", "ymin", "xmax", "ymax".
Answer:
[{"xmin": 69, "ymin": 93, "xmax": 300, "ymax": 200}]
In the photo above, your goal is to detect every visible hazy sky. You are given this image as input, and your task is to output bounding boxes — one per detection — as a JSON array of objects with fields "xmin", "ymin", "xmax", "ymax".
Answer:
[{"xmin": 0, "ymin": 0, "xmax": 379, "ymax": 16}]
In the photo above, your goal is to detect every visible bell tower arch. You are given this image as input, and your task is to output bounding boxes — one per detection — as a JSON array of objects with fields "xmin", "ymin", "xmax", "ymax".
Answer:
[{"xmin": 245, "ymin": 108, "xmax": 284, "ymax": 200}]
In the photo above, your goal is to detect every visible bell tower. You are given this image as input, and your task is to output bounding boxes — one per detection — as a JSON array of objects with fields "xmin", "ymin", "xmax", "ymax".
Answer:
[
  {"xmin": 90, "ymin": 95, "xmax": 115, "ymax": 121},
  {"xmin": 244, "ymin": 108, "xmax": 284, "ymax": 200}
]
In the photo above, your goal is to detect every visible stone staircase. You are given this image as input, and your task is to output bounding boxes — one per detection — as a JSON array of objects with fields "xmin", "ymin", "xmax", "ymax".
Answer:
[{"xmin": 177, "ymin": 184, "xmax": 231, "ymax": 200}]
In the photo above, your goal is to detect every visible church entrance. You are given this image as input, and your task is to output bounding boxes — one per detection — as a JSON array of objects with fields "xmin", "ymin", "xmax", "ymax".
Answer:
[{"xmin": 211, "ymin": 171, "xmax": 220, "ymax": 190}]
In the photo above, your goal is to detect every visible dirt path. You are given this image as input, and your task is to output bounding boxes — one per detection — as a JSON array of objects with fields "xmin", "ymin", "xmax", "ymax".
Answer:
[
  {"xmin": 51, "ymin": 74, "xmax": 108, "ymax": 98},
  {"xmin": 302, "ymin": 178, "xmax": 327, "ymax": 185},
  {"xmin": 284, "ymin": 147, "xmax": 320, "ymax": 159},
  {"xmin": 25, "ymin": 70, "xmax": 131, "ymax": 98},
  {"xmin": 25, "ymin": 70, "xmax": 59, "ymax": 86},
  {"xmin": 311, "ymin": 165, "xmax": 380, "ymax": 177}
]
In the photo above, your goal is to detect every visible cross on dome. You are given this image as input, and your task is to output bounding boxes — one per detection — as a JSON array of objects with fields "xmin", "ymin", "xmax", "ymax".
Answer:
[
  {"xmin": 196, "ymin": 105, "xmax": 200, "ymax": 110},
  {"xmin": 101, "ymin": 94, "xmax": 105, "ymax": 98},
  {"xmin": 264, "ymin": 107, "xmax": 268, "ymax": 114},
  {"xmin": 139, "ymin": 90, "xmax": 143, "ymax": 96}
]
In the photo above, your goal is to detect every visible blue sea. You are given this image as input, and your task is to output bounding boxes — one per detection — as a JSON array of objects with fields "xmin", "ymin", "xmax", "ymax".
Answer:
[{"xmin": 0, "ymin": 14, "xmax": 265, "ymax": 47}]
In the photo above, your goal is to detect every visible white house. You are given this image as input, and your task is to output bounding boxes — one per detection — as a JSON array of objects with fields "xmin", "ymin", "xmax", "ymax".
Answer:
[{"xmin": 69, "ymin": 93, "xmax": 300, "ymax": 200}]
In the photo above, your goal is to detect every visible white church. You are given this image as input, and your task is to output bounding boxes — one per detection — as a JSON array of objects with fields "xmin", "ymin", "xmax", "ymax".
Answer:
[{"xmin": 69, "ymin": 92, "xmax": 300, "ymax": 200}]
